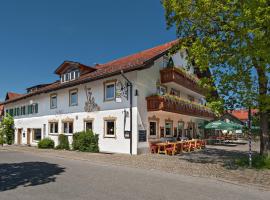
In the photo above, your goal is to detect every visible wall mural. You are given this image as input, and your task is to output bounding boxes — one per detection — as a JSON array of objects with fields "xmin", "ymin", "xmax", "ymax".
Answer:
[
  {"xmin": 84, "ymin": 86, "xmax": 100, "ymax": 112},
  {"xmin": 116, "ymin": 80, "xmax": 128, "ymax": 102}
]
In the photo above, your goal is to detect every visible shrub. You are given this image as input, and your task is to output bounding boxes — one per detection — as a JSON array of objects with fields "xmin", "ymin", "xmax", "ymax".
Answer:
[
  {"xmin": 235, "ymin": 155, "xmax": 270, "ymax": 169},
  {"xmin": 56, "ymin": 134, "xmax": 70, "ymax": 150},
  {"xmin": 38, "ymin": 138, "xmax": 55, "ymax": 149},
  {"xmin": 72, "ymin": 130, "xmax": 99, "ymax": 152}
]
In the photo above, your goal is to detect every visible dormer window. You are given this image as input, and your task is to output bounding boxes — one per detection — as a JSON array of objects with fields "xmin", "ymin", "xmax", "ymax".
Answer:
[{"xmin": 61, "ymin": 69, "xmax": 80, "ymax": 83}]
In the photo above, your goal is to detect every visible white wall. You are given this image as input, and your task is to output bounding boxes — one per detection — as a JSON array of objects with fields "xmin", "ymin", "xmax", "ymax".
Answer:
[{"xmin": 7, "ymin": 72, "xmax": 139, "ymax": 154}]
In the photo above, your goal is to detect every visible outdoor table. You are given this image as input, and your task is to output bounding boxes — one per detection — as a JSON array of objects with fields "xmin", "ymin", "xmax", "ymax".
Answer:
[
  {"xmin": 175, "ymin": 141, "xmax": 184, "ymax": 153},
  {"xmin": 156, "ymin": 142, "xmax": 168, "ymax": 154}
]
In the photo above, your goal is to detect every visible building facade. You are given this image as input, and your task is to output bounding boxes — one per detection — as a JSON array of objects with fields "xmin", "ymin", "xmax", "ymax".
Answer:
[{"xmin": 3, "ymin": 40, "xmax": 215, "ymax": 154}]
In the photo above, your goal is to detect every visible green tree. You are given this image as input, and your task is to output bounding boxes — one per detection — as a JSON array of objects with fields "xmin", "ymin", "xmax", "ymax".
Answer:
[
  {"xmin": 162, "ymin": 0, "xmax": 270, "ymax": 156},
  {"xmin": 1, "ymin": 114, "xmax": 15, "ymax": 145}
]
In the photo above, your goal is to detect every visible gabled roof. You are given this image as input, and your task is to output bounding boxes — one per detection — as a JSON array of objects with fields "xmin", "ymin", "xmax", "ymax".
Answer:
[
  {"xmin": 5, "ymin": 92, "xmax": 24, "ymax": 101},
  {"xmin": 227, "ymin": 109, "xmax": 258, "ymax": 121},
  {"xmin": 3, "ymin": 39, "xmax": 179, "ymax": 105},
  {"xmin": 221, "ymin": 112, "xmax": 245, "ymax": 125},
  {"xmin": 54, "ymin": 61, "xmax": 97, "ymax": 75}
]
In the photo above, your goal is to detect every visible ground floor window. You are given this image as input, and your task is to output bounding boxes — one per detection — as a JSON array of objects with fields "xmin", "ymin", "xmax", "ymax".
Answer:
[
  {"xmin": 165, "ymin": 121, "xmax": 173, "ymax": 136},
  {"xmin": 149, "ymin": 121, "xmax": 157, "ymax": 136},
  {"xmin": 33, "ymin": 129, "xmax": 42, "ymax": 141},
  {"xmin": 84, "ymin": 121, "xmax": 93, "ymax": 131},
  {"xmin": 49, "ymin": 122, "xmax": 58, "ymax": 134},
  {"xmin": 177, "ymin": 121, "xmax": 185, "ymax": 139},
  {"xmin": 63, "ymin": 122, "xmax": 73, "ymax": 134},
  {"xmin": 104, "ymin": 120, "xmax": 116, "ymax": 137}
]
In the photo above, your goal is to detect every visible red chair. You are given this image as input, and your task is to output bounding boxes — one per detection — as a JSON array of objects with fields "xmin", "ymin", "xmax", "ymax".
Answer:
[
  {"xmin": 149, "ymin": 142, "xmax": 158, "ymax": 154},
  {"xmin": 165, "ymin": 143, "xmax": 177, "ymax": 155}
]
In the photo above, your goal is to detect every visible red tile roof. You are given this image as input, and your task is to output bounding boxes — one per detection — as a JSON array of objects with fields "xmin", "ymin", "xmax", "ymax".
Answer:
[
  {"xmin": 229, "ymin": 109, "xmax": 258, "ymax": 121},
  {"xmin": 3, "ymin": 39, "xmax": 179, "ymax": 105},
  {"xmin": 5, "ymin": 92, "xmax": 24, "ymax": 101}
]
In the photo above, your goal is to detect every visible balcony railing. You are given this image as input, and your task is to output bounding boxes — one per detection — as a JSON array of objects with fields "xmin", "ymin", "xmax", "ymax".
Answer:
[
  {"xmin": 146, "ymin": 95, "xmax": 216, "ymax": 118},
  {"xmin": 160, "ymin": 67, "xmax": 205, "ymax": 95}
]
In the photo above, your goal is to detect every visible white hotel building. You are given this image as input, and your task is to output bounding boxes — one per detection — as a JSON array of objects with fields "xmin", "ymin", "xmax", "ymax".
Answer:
[{"xmin": 3, "ymin": 40, "xmax": 215, "ymax": 154}]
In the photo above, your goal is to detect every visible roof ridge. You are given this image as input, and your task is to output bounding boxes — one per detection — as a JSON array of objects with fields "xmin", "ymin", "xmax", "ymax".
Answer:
[{"xmin": 95, "ymin": 39, "xmax": 178, "ymax": 69}]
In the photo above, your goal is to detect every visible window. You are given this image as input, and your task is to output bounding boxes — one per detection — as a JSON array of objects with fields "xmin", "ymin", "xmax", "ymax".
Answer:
[
  {"xmin": 28, "ymin": 105, "xmax": 33, "ymax": 114},
  {"xmin": 50, "ymin": 94, "xmax": 57, "ymax": 109},
  {"xmin": 149, "ymin": 121, "xmax": 157, "ymax": 136},
  {"xmin": 33, "ymin": 104, "xmax": 38, "ymax": 114},
  {"xmin": 165, "ymin": 121, "xmax": 173, "ymax": 136},
  {"xmin": 84, "ymin": 121, "xmax": 93, "ymax": 131},
  {"xmin": 61, "ymin": 70, "xmax": 80, "ymax": 83},
  {"xmin": 157, "ymin": 85, "xmax": 167, "ymax": 96},
  {"xmin": 65, "ymin": 73, "xmax": 70, "ymax": 82},
  {"xmin": 33, "ymin": 129, "xmax": 42, "ymax": 141},
  {"xmin": 21, "ymin": 106, "xmax": 26, "ymax": 115},
  {"xmin": 177, "ymin": 121, "xmax": 185, "ymax": 139},
  {"xmin": 69, "ymin": 89, "xmax": 78, "ymax": 106},
  {"xmin": 104, "ymin": 120, "xmax": 116, "ymax": 137},
  {"xmin": 104, "ymin": 82, "xmax": 115, "ymax": 101},
  {"xmin": 9, "ymin": 109, "xmax": 13, "ymax": 116},
  {"xmin": 188, "ymin": 95, "xmax": 195, "ymax": 102},
  {"xmin": 63, "ymin": 122, "xmax": 73, "ymax": 134},
  {"xmin": 170, "ymin": 88, "xmax": 180, "ymax": 97},
  {"xmin": 16, "ymin": 107, "xmax": 20, "ymax": 116},
  {"xmin": 49, "ymin": 122, "xmax": 58, "ymax": 134},
  {"xmin": 75, "ymin": 70, "xmax": 80, "ymax": 79}
]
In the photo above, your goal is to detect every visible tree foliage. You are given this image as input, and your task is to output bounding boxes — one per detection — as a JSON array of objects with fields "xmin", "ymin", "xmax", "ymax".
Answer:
[
  {"xmin": 162, "ymin": 0, "xmax": 270, "ymax": 155},
  {"xmin": 0, "ymin": 114, "xmax": 15, "ymax": 145}
]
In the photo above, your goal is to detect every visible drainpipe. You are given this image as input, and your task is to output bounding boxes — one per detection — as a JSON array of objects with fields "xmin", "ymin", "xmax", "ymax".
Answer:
[{"xmin": 121, "ymin": 70, "xmax": 133, "ymax": 155}]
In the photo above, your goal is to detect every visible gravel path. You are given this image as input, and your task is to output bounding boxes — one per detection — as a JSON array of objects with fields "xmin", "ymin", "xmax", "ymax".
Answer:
[{"xmin": 1, "ymin": 142, "xmax": 269, "ymax": 190}]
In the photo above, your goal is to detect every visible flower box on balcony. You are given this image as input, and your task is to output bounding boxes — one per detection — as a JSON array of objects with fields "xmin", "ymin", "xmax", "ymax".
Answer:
[
  {"xmin": 146, "ymin": 94, "xmax": 215, "ymax": 118},
  {"xmin": 160, "ymin": 67, "xmax": 205, "ymax": 95}
]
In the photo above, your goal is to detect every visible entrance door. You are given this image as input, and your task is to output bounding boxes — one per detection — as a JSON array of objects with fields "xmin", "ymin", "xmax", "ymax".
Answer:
[
  {"xmin": 27, "ymin": 129, "xmax": 31, "ymax": 145},
  {"xmin": 17, "ymin": 129, "xmax": 22, "ymax": 145}
]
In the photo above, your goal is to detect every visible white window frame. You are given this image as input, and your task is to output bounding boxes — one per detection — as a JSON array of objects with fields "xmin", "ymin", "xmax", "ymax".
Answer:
[
  {"xmin": 69, "ymin": 89, "xmax": 78, "ymax": 106},
  {"xmin": 33, "ymin": 128, "xmax": 42, "ymax": 141},
  {"xmin": 49, "ymin": 122, "xmax": 59, "ymax": 134},
  {"xmin": 84, "ymin": 120, "xmax": 93, "ymax": 131},
  {"xmin": 165, "ymin": 121, "xmax": 173, "ymax": 137},
  {"xmin": 63, "ymin": 121, "xmax": 73, "ymax": 134},
  {"xmin": 149, "ymin": 121, "xmax": 158, "ymax": 137},
  {"xmin": 50, "ymin": 94, "xmax": 57, "ymax": 109},
  {"xmin": 104, "ymin": 119, "xmax": 116, "ymax": 138},
  {"xmin": 104, "ymin": 82, "xmax": 116, "ymax": 101}
]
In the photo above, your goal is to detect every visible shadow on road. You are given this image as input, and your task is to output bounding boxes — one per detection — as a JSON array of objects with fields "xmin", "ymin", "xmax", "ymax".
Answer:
[{"xmin": 0, "ymin": 162, "xmax": 65, "ymax": 191}]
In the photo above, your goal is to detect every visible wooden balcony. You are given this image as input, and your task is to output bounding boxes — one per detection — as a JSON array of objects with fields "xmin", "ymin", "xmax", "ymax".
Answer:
[
  {"xmin": 146, "ymin": 95, "xmax": 216, "ymax": 118},
  {"xmin": 160, "ymin": 67, "xmax": 204, "ymax": 95}
]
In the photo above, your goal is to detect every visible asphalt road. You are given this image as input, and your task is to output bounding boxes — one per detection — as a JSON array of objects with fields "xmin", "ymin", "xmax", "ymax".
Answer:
[{"xmin": 0, "ymin": 150, "xmax": 269, "ymax": 200}]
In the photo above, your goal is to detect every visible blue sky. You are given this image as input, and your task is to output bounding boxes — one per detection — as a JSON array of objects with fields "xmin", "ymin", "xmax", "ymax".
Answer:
[{"xmin": 0, "ymin": 0, "xmax": 175, "ymax": 101}]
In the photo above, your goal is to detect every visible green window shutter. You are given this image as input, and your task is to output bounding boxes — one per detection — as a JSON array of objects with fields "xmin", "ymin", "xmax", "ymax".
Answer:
[
  {"xmin": 27, "ymin": 105, "xmax": 31, "ymax": 114},
  {"xmin": 35, "ymin": 104, "xmax": 38, "ymax": 113}
]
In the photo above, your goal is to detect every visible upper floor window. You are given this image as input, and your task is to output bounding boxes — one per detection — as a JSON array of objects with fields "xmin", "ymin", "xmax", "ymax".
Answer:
[
  {"xmin": 104, "ymin": 81, "xmax": 116, "ymax": 101},
  {"xmin": 69, "ymin": 89, "xmax": 78, "ymax": 106},
  {"xmin": 170, "ymin": 88, "xmax": 180, "ymax": 97},
  {"xmin": 61, "ymin": 70, "xmax": 80, "ymax": 83},
  {"xmin": 50, "ymin": 94, "xmax": 57, "ymax": 109},
  {"xmin": 188, "ymin": 95, "xmax": 195, "ymax": 102},
  {"xmin": 157, "ymin": 85, "xmax": 167, "ymax": 96}
]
